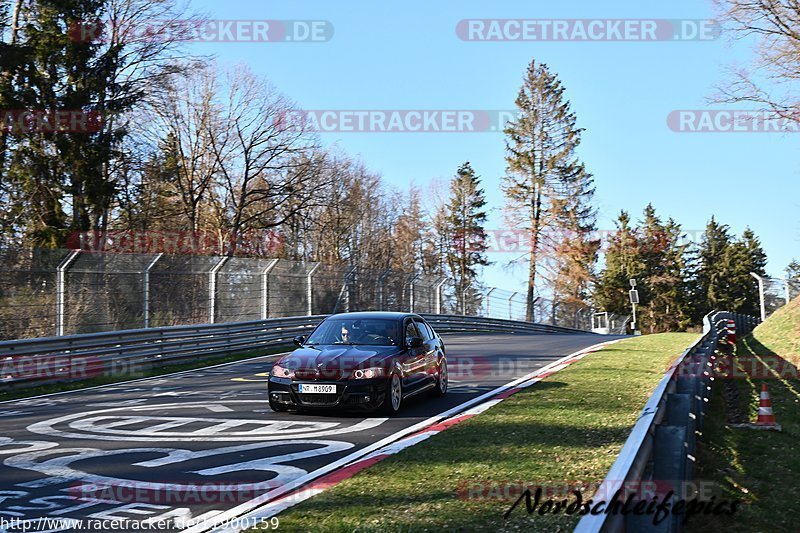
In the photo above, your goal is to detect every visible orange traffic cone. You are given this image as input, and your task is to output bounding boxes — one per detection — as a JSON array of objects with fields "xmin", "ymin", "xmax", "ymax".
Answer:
[{"xmin": 755, "ymin": 383, "xmax": 780, "ymax": 428}]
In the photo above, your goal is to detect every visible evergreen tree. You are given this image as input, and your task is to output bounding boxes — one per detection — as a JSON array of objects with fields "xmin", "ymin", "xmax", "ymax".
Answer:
[
  {"xmin": 696, "ymin": 220, "xmax": 768, "ymax": 315},
  {"xmin": 1, "ymin": 0, "xmax": 194, "ymax": 247},
  {"xmin": 594, "ymin": 211, "xmax": 644, "ymax": 316},
  {"xmin": 503, "ymin": 59, "xmax": 592, "ymax": 321},
  {"xmin": 696, "ymin": 217, "xmax": 733, "ymax": 312},
  {"xmin": 787, "ymin": 259, "xmax": 800, "ymax": 279},
  {"xmin": 638, "ymin": 205, "xmax": 691, "ymax": 332},
  {"xmin": 727, "ymin": 228, "xmax": 768, "ymax": 316},
  {"xmin": 787, "ymin": 259, "xmax": 800, "ymax": 302},
  {"xmin": 445, "ymin": 162, "xmax": 489, "ymax": 315}
]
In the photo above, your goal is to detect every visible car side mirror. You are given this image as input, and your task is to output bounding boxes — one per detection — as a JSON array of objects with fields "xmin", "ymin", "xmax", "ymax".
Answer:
[
  {"xmin": 293, "ymin": 335, "xmax": 306, "ymax": 347},
  {"xmin": 408, "ymin": 336, "xmax": 424, "ymax": 349}
]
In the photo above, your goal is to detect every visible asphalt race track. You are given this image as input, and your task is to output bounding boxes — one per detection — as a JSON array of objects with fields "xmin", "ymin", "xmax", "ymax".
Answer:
[{"xmin": 0, "ymin": 333, "xmax": 622, "ymax": 532}]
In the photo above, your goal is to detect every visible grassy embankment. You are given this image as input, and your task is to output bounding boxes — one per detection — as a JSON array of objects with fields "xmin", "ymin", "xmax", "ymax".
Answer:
[{"xmin": 690, "ymin": 297, "xmax": 800, "ymax": 532}]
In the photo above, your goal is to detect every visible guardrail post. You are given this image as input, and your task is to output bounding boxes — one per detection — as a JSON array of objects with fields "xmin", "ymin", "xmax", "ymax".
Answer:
[
  {"xmin": 56, "ymin": 251, "xmax": 80, "ymax": 336},
  {"xmin": 208, "ymin": 257, "xmax": 229, "ymax": 324},
  {"xmin": 261, "ymin": 259, "xmax": 279, "ymax": 319},
  {"xmin": 307, "ymin": 263, "xmax": 320, "ymax": 316},
  {"xmin": 143, "ymin": 253, "xmax": 163, "ymax": 328},
  {"xmin": 653, "ymin": 424, "xmax": 687, "ymax": 532},
  {"xmin": 666, "ymin": 392, "xmax": 696, "ymax": 480}
]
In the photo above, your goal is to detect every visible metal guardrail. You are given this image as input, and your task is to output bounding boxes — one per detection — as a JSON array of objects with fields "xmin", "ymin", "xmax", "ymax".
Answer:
[
  {"xmin": 420, "ymin": 314, "xmax": 590, "ymax": 335},
  {"xmin": 574, "ymin": 310, "xmax": 759, "ymax": 533},
  {"xmin": 0, "ymin": 313, "xmax": 591, "ymax": 391}
]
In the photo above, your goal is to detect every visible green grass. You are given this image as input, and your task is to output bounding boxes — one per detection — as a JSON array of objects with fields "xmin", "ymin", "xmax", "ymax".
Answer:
[
  {"xmin": 0, "ymin": 346, "xmax": 289, "ymax": 402},
  {"xmin": 253, "ymin": 333, "xmax": 697, "ymax": 533},
  {"xmin": 690, "ymin": 297, "xmax": 800, "ymax": 532}
]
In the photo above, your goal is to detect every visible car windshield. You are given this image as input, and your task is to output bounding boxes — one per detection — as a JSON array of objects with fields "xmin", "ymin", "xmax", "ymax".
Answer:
[{"xmin": 305, "ymin": 318, "xmax": 400, "ymax": 346}]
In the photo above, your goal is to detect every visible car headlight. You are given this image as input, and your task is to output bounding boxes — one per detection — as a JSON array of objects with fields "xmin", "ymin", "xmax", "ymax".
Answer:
[
  {"xmin": 271, "ymin": 363, "xmax": 294, "ymax": 379},
  {"xmin": 352, "ymin": 367, "xmax": 386, "ymax": 379}
]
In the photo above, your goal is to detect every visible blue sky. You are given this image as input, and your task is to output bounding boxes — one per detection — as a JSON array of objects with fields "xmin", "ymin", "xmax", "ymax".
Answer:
[{"xmin": 190, "ymin": 0, "xmax": 799, "ymax": 292}]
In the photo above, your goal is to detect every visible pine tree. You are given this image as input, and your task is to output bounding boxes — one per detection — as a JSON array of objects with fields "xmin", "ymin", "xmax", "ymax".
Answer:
[
  {"xmin": 638, "ymin": 205, "xmax": 690, "ymax": 332},
  {"xmin": 503, "ymin": 59, "xmax": 592, "ymax": 321},
  {"xmin": 787, "ymin": 259, "xmax": 800, "ymax": 279},
  {"xmin": 594, "ymin": 211, "xmax": 644, "ymax": 316},
  {"xmin": 728, "ymin": 228, "xmax": 768, "ymax": 316},
  {"xmin": 445, "ymin": 162, "xmax": 490, "ymax": 315},
  {"xmin": 696, "ymin": 220, "xmax": 768, "ymax": 315},
  {"xmin": 696, "ymin": 217, "xmax": 733, "ymax": 313}
]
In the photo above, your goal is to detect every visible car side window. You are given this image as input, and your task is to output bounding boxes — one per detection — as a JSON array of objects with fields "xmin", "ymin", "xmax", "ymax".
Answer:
[
  {"xmin": 405, "ymin": 320, "xmax": 420, "ymax": 340},
  {"xmin": 414, "ymin": 319, "xmax": 432, "ymax": 341}
]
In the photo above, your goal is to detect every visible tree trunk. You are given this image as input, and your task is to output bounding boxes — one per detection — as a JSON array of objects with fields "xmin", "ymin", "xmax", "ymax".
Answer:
[{"xmin": 526, "ymin": 183, "xmax": 542, "ymax": 322}]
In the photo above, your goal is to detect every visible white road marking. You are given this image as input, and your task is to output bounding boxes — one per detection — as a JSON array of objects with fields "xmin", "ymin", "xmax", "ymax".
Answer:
[
  {"xmin": 4, "ymin": 440, "xmax": 353, "ymax": 495},
  {"xmin": 26, "ymin": 402, "xmax": 388, "ymax": 442}
]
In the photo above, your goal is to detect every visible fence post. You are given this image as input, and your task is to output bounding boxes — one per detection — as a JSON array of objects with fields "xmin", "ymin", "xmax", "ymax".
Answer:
[
  {"xmin": 434, "ymin": 278, "xmax": 447, "ymax": 314},
  {"xmin": 377, "ymin": 270, "xmax": 391, "ymax": 311},
  {"xmin": 208, "ymin": 257, "xmax": 229, "ymax": 324},
  {"xmin": 786, "ymin": 277, "xmax": 791, "ymax": 306},
  {"xmin": 333, "ymin": 266, "xmax": 357, "ymax": 314},
  {"xmin": 307, "ymin": 263, "xmax": 320, "ymax": 316},
  {"xmin": 409, "ymin": 272, "xmax": 420, "ymax": 313},
  {"xmin": 508, "ymin": 291, "xmax": 518, "ymax": 320},
  {"xmin": 143, "ymin": 253, "xmax": 163, "ymax": 328},
  {"xmin": 750, "ymin": 272, "xmax": 766, "ymax": 321},
  {"xmin": 485, "ymin": 288, "xmax": 496, "ymax": 318},
  {"xmin": 56, "ymin": 251, "xmax": 80, "ymax": 336},
  {"xmin": 261, "ymin": 259, "xmax": 279, "ymax": 319}
]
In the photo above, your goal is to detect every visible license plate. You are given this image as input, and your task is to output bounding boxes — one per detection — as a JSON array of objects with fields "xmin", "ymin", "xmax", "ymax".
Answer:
[{"xmin": 298, "ymin": 384, "xmax": 336, "ymax": 394}]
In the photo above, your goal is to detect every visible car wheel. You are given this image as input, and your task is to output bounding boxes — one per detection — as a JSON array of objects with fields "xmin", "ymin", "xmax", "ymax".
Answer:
[
  {"xmin": 382, "ymin": 372, "xmax": 403, "ymax": 415},
  {"xmin": 269, "ymin": 397, "xmax": 288, "ymax": 412},
  {"xmin": 432, "ymin": 357, "xmax": 448, "ymax": 397}
]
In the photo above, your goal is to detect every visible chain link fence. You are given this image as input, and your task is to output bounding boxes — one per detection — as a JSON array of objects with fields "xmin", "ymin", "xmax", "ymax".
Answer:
[
  {"xmin": 0, "ymin": 248, "xmax": 605, "ymax": 341},
  {"xmin": 762, "ymin": 275, "xmax": 800, "ymax": 318},
  {"xmin": 481, "ymin": 288, "xmax": 628, "ymax": 333}
]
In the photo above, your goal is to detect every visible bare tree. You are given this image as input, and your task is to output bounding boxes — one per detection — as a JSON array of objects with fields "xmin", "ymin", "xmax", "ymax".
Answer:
[
  {"xmin": 147, "ymin": 65, "xmax": 220, "ymax": 235},
  {"xmin": 206, "ymin": 65, "xmax": 323, "ymax": 256},
  {"xmin": 713, "ymin": 0, "xmax": 800, "ymax": 121}
]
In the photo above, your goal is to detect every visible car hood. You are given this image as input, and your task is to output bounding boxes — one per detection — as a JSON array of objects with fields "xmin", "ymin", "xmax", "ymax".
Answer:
[{"xmin": 278, "ymin": 345, "xmax": 401, "ymax": 378}]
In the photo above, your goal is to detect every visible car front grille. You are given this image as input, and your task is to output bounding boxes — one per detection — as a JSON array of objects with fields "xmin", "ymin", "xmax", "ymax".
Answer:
[{"xmin": 297, "ymin": 393, "xmax": 340, "ymax": 406}]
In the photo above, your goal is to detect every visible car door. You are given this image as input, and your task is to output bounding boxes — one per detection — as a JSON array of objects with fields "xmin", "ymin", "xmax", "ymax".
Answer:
[
  {"xmin": 414, "ymin": 318, "xmax": 438, "ymax": 386},
  {"xmin": 401, "ymin": 319, "xmax": 427, "ymax": 389}
]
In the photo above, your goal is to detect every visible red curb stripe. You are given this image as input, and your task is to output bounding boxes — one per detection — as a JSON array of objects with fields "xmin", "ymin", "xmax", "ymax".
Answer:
[
  {"xmin": 406, "ymin": 413, "xmax": 475, "ymax": 439},
  {"xmin": 274, "ymin": 453, "xmax": 391, "ymax": 503},
  {"xmin": 495, "ymin": 387, "xmax": 521, "ymax": 399}
]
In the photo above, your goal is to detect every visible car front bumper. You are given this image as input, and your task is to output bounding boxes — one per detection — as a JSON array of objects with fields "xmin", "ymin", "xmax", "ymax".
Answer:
[{"xmin": 268, "ymin": 376, "xmax": 389, "ymax": 410}]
